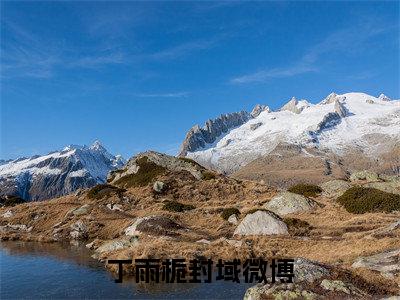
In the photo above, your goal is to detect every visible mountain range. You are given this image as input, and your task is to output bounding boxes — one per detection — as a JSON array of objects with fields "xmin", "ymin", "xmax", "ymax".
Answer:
[
  {"xmin": 180, "ymin": 92, "xmax": 399, "ymax": 187},
  {"xmin": 1, "ymin": 92, "xmax": 398, "ymax": 200},
  {"xmin": 0, "ymin": 141, "xmax": 125, "ymax": 201}
]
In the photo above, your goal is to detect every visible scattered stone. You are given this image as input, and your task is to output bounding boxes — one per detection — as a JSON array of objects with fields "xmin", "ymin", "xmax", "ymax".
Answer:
[
  {"xmin": 233, "ymin": 210, "xmax": 288, "ymax": 236},
  {"xmin": 95, "ymin": 237, "xmax": 139, "ymax": 254},
  {"xmin": 196, "ymin": 239, "xmax": 211, "ymax": 244},
  {"xmin": 250, "ymin": 122, "xmax": 263, "ymax": 131},
  {"xmin": 321, "ymin": 279, "xmax": 365, "ymax": 296},
  {"xmin": 0, "ymin": 224, "xmax": 32, "ymax": 232},
  {"xmin": 2, "ymin": 210, "xmax": 13, "ymax": 218},
  {"xmin": 72, "ymin": 204, "xmax": 90, "ymax": 216},
  {"xmin": 106, "ymin": 203, "xmax": 123, "ymax": 211},
  {"xmin": 244, "ymin": 283, "xmax": 318, "ymax": 300},
  {"xmin": 350, "ymin": 171, "xmax": 379, "ymax": 182},
  {"xmin": 227, "ymin": 214, "xmax": 238, "ymax": 225},
  {"xmin": 69, "ymin": 220, "xmax": 88, "ymax": 240},
  {"xmin": 153, "ymin": 181, "xmax": 166, "ymax": 193},
  {"xmin": 125, "ymin": 215, "xmax": 184, "ymax": 237},
  {"xmin": 320, "ymin": 180, "xmax": 352, "ymax": 198},
  {"xmin": 225, "ymin": 239, "xmax": 242, "ymax": 248},
  {"xmin": 264, "ymin": 192, "xmax": 318, "ymax": 216},
  {"xmin": 352, "ymin": 249, "xmax": 400, "ymax": 278}
]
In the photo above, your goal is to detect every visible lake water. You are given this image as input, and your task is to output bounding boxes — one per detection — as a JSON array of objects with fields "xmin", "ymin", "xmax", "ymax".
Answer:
[{"xmin": 0, "ymin": 241, "xmax": 252, "ymax": 299}]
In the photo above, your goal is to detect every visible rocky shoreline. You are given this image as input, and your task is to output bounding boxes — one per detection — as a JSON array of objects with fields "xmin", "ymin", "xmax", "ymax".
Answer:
[{"xmin": 1, "ymin": 152, "xmax": 400, "ymax": 298}]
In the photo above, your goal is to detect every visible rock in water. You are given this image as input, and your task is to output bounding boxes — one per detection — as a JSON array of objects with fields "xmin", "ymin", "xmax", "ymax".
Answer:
[
  {"xmin": 233, "ymin": 210, "xmax": 288, "ymax": 236},
  {"xmin": 264, "ymin": 192, "xmax": 318, "ymax": 216}
]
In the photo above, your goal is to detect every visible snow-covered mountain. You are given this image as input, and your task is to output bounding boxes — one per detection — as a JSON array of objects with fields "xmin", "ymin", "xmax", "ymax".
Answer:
[
  {"xmin": 0, "ymin": 141, "xmax": 125, "ymax": 201},
  {"xmin": 181, "ymin": 92, "xmax": 400, "ymax": 181}
]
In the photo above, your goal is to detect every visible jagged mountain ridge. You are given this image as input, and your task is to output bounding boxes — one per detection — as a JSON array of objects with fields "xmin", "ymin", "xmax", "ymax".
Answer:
[
  {"xmin": 181, "ymin": 92, "xmax": 400, "ymax": 180},
  {"xmin": 0, "ymin": 141, "xmax": 125, "ymax": 201}
]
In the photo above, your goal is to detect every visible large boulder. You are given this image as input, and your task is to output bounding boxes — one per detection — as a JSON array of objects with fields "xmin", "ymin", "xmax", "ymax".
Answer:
[
  {"xmin": 124, "ymin": 215, "xmax": 184, "ymax": 237},
  {"xmin": 350, "ymin": 171, "xmax": 379, "ymax": 182},
  {"xmin": 264, "ymin": 192, "xmax": 318, "ymax": 216},
  {"xmin": 364, "ymin": 182, "xmax": 400, "ymax": 195},
  {"xmin": 69, "ymin": 220, "xmax": 88, "ymax": 240},
  {"xmin": 352, "ymin": 249, "xmax": 400, "ymax": 278},
  {"xmin": 233, "ymin": 210, "xmax": 288, "ymax": 236},
  {"xmin": 320, "ymin": 180, "xmax": 352, "ymax": 198}
]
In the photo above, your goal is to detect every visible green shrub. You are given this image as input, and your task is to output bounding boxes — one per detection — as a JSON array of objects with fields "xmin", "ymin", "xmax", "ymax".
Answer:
[
  {"xmin": 288, "ymin": 184, "xmax": 322, "ymax": 197},
  {"xmin": 337, "ymin": 186, "xmax": 400, "ymax": 214},
  {"xmin": 284, "ymin": 217, "xmax": 313, "ymax": 236},
  {"xmin": 202, "ymin": 170, "xmax": 216, "ymax": 180},
  {"xmin": 178, "ymin": 157, "xmax": 205, "ymax": 169},
  {"xmin": 87, "ymin": 184, "xmax": 126, "ymax": 200},
  {"xmin": 0, "ymin": 195, "xmax": 26, "ymax": 207},
  {"xmin": 114, "ymin": 157, "xmax": 166, "ymax": 188},
  {"xmin": 221, "ymin": 207, "xmax": 240, "ymax": 220},
  {"xmin": 163, "ymin": 200, "xmax": 195, "ymax": 212}
]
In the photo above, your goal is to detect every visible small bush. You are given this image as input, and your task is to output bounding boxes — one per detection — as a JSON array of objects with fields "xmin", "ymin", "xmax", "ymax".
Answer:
[
  {"xmin": 87, "ymin": 184, "xmax": 126, "ymax": 200},
  {"xmin": 163, "ymin": 200, "xmax": 195, "ymax": 212},
  {"xmin": 288, "ymin": 184, "xmax": 322, "ymax": 197},
  {"xmin": 284, "ymin": 217, "xmax": 313, "ymax": 236},
  {"xmin": 115, "ymin": 157, "xmax": 166, "ymax": 188},
  {"xmin": 0, "ymin": 195, "xmax": 26, "ymax": 207},
  {"xmin": 202, "ymin": 170, "xmax": 216, "ymax": 180},
  {"xmin": 221, "ymin": 207, "xmax": 240, "ymax": 220},
  {"xmin": 178, "ymin": 157, "xmax": 205, "ymax": 169},
  {"xmin": 337, "ymin": 186, "xmax": 400, "ymax": 214}
]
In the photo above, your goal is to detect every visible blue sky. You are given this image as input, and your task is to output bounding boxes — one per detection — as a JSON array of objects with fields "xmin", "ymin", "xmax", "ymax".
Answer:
[{"xmin": 1, "ymin": 1, "xmax": 399, "ymax": 159}]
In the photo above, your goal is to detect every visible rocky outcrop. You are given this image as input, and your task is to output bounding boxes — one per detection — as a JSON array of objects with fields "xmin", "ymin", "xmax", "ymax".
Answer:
[
  {"xmin": 0, "ymin": 141, "xmax": 125, "ymax": 201},
  {"xmin": 179, "ymin": 111, "xmax": 251, "ymax": 156},
  {"xmin": 108, "ymin": 151, "xmax": 205, "ymax": 184},
  {"xmin": 365, "ymin": 181, "xmax": 400, "ymax": 195},
  {"xmin": 379, "ymin": 94, "xmax": 391, "ymax": 101},
  {"xmin": 264, "ymin": 192, "xmax": 318, "ymax": 216},
  {"xmin": 350, "ymin": 170, "xmax": 379, "ymax": 182},
  {"xmin": 319, "ymin": 92, "xmax": 346, "ymax": 105},
  {"xmin": 280, "ymin": 97, "xmax": 310, "ymax": 114},
  {"xmin": 233, "ymin": 210, "xmax": 288, "ymax": 236},
  {"xmin": 352, "ymin": 249, "xmax": 400, "ymax": 278},
  {"xmin": 124, "ymin": 215, "xmax": 184, "ymax": 237},
  {"xmin": 320, "ymin": 180, "xmax": 352, "ymax": 198},
  {"xmin": 251, "ymin": 104, "xmax": 270, "ymax": 117}
]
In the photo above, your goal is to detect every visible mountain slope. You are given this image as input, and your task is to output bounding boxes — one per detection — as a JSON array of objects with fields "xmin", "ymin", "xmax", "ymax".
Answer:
[
  {"xmin": 181, "ymin": 92, "xmax": 400, "ymax": 184},
  {"xmin": 0, "ymin": 141, "xmax": 125, "ymax": 201}
]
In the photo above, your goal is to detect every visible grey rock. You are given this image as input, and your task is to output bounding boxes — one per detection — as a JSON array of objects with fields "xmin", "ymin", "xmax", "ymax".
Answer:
[
  {"xmin": 366, "ymin": 99, "xmax": 375, "ymax": 104},
  {"xmin": 293, "ymin": 258, "xmax": 330, "ymax": 283},
  {"xmin": 69, "ymin": 220, "xmax": 88, "ymax": 240},
  {"xmin": 196, "ymin": 239, "xmax": 211, "ymax": 244},
  {"xmin": 264, "ymin": 192, "xmax": 318, "ymax": 216},
  {"xmin": 350, "ymin": 170, "xmax": 379, "ymax": 182},
  {"xmin": 244, "ymin": 283, "xmax": 319, "ymax": 300},
  {"xmin": 251, "ymin": 104, "xmax": 270, "ymax": 118},
  {"xmin": 378, "ymin": 94, "xmax": 391, "ymax": 102},
  {"xmin": 320, "ymin": 180, "xmax": 352, "ymax": 198},
  {"xmin": 0, "ymin": 224, "xmax": 32, "ymax": 232},
  {"xmin": 95, "ymin": 237, "xmax": 139, "ymax": 254},
  {"xmin": 233, "ymin": 210, "xmax": 288, "ymax": 236},
  {"xmin": 106, "ymin": 203, "xmax": 123, "ymax": 211},
  {"xmin": 228, "ymin": 214, "xmax": 239, "ymax": 225},
  {"xmin": 334, "ymin": 99, "xmax": 347, "ymax": 117},
  {"xmin": 125, "ymin": 215, "xmax": 184, "ymax": 237},
  {"xmin": 250, "ymin": 122, "xmax": 263, "ymax": 131},
  {"xmin": 352, "ymin": 249, "xmax": 400, "ymax": 278},
  {"xmin": 320, "ymin": 279, "xmax": 365, "ymax": 296},
  {"xmin": 364, "ymin": 181, "xmax": 400, "ymax": 195},
  {"xmin": 72, "ymin": 204, "xmax": 90, "ymax": 216},
  {"xmin": 2, "ymin": 210, "xmax": 13, "ymax": 218},
  {"xmin": 153, "ymin": 181, "xmax": 165, "ymax": 193},
  {"xmin": 280, "ymin": 97, "xmax": 305, "ymax": 114}
]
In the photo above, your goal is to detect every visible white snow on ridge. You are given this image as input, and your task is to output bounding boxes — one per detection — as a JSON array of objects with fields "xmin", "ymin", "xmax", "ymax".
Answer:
[
  {"xmin": 186, "ymin": 92, "xmax": 400, "ymax": 171},
  {"xmin": 0, "ymin": 141, "xmax": 125, "ymax": 182}
]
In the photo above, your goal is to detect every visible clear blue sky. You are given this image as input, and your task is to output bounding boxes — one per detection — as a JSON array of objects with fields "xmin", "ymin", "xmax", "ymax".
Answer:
[{"xmin": 1, "ymin": 1, "xmax": 399, "ymax": 159}]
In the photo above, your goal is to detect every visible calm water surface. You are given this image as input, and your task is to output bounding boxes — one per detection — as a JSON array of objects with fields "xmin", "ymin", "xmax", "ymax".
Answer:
[{"xmin": 0, "ymin": 241, "xmax": 252, "ymax": 299}]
